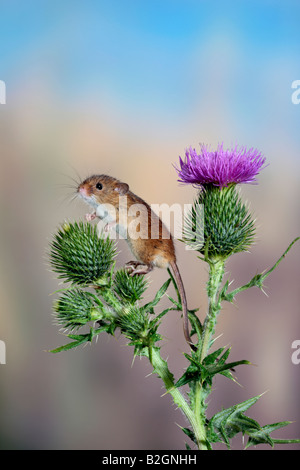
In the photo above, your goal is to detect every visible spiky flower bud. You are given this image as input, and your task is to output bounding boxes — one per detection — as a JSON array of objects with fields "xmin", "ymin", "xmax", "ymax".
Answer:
[
  {"xmin": 113, "ymin": 269, "xmax": 148, "ymax": 304},
  {"xmin": 184, "ymin": 185, "xmax": 255, "ymax": 259},
  {"xmin": 54, "ymin": 289, "xmax": 104, "ymax": 331},
  {"xmin": 49, "ymin": 221, "xmax": 116, "ymax": 285},
  {"xmin": 117, "ymin": 305, "xmax": 150, "ymax": 339}
]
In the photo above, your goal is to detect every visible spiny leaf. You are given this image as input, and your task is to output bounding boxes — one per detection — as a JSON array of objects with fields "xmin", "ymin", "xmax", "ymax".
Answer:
[
  {"xmin": 180, "ymin": 426, "xmax": 197, "ymax": 444},
  {"xmin": 143, "ymin": 278, "xmax": 171, "ymax": 313},
  {"xmin": 208, "ymin": 395, "xmax": 263, "ymax": 447},
  {"xmin": 221, "ymin": 237, "xmax": 300, "ymax": 303},
  {"xmin": 203, "ymin": 347, "xmax": 226, "ymax": 365},
  {"xmin": 175, "ymin": 366, "xmax": 200, "ymax": 389},
  {"xmin": 188, "ymin": 310, "xmax": 203, "ymax": 343},
  {"xmin": 203, "ymin": 359, "xmax": 251, "ymax": 379},
  {"xmin": 49, "ymin": 337, "xmax": 89, "ymax": 353},
  {"xmin": 175, "ymin": 348, "xmax": 250, "ymax": 388},
  {"xmin": 245, "ymin": 421, "xmax": 296, "ymax": 449},
  {"xmin": 49, "ymin": 328, "xmax": 95, "ymax": 353},
  {"xmin": 211, "ymin": 395, "xmax": 261, "ymax": 426},
  {"xmin": 49, "ymin": 324, "xmax": 115, "ymax": 353}
]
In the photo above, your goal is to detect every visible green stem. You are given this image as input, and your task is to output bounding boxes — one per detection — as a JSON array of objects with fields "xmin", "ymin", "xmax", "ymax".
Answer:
[
  {"xmin": 193, "ymin": 381, "xmax": 211, "ymax": 449},
  {"xmin": 97, "ymin": 287, "xmax": 123, "ymax": 315},
  {"xmin": 199, "ymin": 259, "xmax": 225, "ymax": 362},
  {"xmin": 185, "ymin": 258, "xmax": 226, "ymax": 450},
  {"xmin": 150, "ymin": 347, "xmax": 209, "ymax": 450}
]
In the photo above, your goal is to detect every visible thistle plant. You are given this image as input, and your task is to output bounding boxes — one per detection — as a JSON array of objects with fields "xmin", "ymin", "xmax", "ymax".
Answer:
[{"xmin": 48, "ymin": 143, "xmax": 300, "ymax": 450}]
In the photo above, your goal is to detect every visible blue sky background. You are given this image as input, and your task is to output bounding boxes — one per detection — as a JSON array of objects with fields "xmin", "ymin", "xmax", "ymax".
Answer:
[
  {"xmin": 1, "ymin": 0, "xmax": 300, "ymax": 137},
  {"xmin": 0, "ymin": 1, "xmax": 300, "ymax": 450}
]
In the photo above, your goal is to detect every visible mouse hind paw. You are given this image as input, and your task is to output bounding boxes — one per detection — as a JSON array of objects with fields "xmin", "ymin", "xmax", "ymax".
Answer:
[{"xmin": 125, "ymin": 261, "xmax": 153, "ymax": 276}]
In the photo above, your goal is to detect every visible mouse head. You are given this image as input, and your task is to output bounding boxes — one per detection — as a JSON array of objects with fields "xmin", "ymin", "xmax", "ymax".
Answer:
[{"xmin": 78, "ymin": 174, "xmax": 129, "ymax": 208}]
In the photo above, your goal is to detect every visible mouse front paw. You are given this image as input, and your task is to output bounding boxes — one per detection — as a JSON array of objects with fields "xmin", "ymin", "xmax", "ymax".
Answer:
[
  {"xmin": 104, "ymin": 221, "xmax": 117, "ymax": 232},
  {"xmin": 85, "ymin": 212, "xmax": 97, "ymax": 222}
]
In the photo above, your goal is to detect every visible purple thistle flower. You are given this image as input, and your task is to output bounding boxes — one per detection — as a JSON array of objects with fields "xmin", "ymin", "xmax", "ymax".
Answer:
[{"xmin": 175, "ymin": 143, "xmax": 266, "ymax": 188}]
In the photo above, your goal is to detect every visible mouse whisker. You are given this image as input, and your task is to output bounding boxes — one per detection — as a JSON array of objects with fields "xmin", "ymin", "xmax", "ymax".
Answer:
[
  {"xmin": 57, "ymin": 189, "xmax": 78, "ymax": 207},
  {"xmin": 54, "ymin": 182, "xmax": 78, "ymax": 190},
  {"xmin": 66, "ymin": 163, "xmax": 82, "ymax": 187},
  {"xmin": 57, "ymin": 171, "xmax": 81, "ymax": 189}
]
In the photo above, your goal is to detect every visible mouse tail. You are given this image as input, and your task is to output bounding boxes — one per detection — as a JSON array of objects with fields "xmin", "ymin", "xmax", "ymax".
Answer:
[{"xmin": 169, "ymin": 260, "xmax": 196, "ymax": 351}]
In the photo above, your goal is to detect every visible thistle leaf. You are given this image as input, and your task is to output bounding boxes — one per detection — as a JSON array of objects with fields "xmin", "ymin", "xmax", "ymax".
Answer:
[
  {"xmin": 49, "ymin": 328, "xmax": 96, "ymax": 353},
  {"xmin": 208, "ymin": 395, "xmax": 263, "ymax": 447},
  {"xmin": 143, "ymin": 278, "xmax": 171, "ymax": 313},
  {"xmin": 180, "ymin": 426, "xmax": 197, "ymax": 444},
  {"xmin": 244, "ymin": 421, "xmax": 296, "ymax": 448}
]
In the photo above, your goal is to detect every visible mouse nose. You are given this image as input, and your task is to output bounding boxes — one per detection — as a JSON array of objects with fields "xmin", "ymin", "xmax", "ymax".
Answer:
[{"xmin": 78, "ymin": 185, "xmax": 88, "ymax": 196}]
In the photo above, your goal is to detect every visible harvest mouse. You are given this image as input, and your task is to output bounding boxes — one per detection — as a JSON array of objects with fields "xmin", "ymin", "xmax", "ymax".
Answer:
[{"xmin": 77, "ymin": 174, "xmax": 194, "ymax": 349}]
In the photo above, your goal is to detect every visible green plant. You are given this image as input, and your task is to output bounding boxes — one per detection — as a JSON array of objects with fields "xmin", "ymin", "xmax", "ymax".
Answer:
[{"xmin": 48, "ymin": 144, "xmax": 300, "ymax": 450}]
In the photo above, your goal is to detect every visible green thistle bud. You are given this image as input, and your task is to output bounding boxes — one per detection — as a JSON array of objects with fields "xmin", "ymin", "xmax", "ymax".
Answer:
[
  {"xmin": 116, "ymin": 305, "xmax": 161, "ymax": 352},
  {"xmin": 184, "ymin": 185, "xmax": 255, "ymax": 260},
  {"xmin": 54, "ymin": 289, "xmax": 104, "ymax": 331},
  {"xmin": 117, "ymin": 305, "xmax": 149, "ymax": 338},
  {"xmin": 113, "ymin": 269, "xmax": 148, "ymax": 304},
  {"xmin": 49, "ymin": 221, "xmax": 116, "ymax": 285}
]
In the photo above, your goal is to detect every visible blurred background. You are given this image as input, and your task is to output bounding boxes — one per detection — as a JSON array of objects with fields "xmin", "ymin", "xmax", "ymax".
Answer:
[{"xmin": 0, "ymin": 0, "xmax": 299, "ymax": 450}]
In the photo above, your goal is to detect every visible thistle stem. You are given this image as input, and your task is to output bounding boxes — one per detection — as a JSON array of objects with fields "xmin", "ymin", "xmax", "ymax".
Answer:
[
  {"xmin": 149, "ymin": 260, "xmax": 226, "ymax": 450},
  {"xmin": 150, "ymin": 347, "xmax": 209, "ymax": 450},
  {"xmin": 188, "ymin": 258, "xmax": 226, "ymax": 450},
  {"xmin": 199, "ymin": 259, "xmax": 225, "ymax": 362}
]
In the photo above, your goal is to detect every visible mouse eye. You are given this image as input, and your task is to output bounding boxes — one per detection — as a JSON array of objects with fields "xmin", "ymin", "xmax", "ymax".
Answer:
[{"xmin": 96, "ymin": 182, "xmax": 103, "ymax": 190}]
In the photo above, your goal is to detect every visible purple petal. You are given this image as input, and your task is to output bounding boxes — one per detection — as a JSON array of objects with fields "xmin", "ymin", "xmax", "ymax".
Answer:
[{"xmin": 175, "ymin": 143, "xmax": 267, "ymax": 188}]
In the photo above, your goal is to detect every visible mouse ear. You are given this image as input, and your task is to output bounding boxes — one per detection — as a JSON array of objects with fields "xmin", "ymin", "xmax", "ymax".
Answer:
[{"xmin": 115, "ymin": 182, "xmax": 129, "ymax": 195}]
